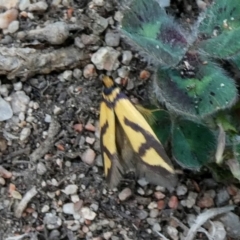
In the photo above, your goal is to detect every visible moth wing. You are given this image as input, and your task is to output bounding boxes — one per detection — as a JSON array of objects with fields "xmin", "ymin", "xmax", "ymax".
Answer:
[
  {"xmin": 100, "ymin": 100, "xmax": 123, "ymax": 188},
  {"xmin": 114, "ymin": 95, "xmax": 177, "ymax": 190}
]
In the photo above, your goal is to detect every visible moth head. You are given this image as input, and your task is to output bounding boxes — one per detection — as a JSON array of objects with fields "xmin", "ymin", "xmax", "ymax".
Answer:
[{"xmin": 101, "ymin": 75, "xmax": 116, "ymax": 95}]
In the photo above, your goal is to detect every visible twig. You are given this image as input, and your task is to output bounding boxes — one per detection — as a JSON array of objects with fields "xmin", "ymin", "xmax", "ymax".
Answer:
[
  {"xmin": 185, "ymin": 205, "xmax": 235, "ymax": 240},
  {"xmin": 29, "ymin": 118, "xmax": 60, "ymax": 162},
  {"xmin": 14, "ymin": 186, "xmax": 38, "ymax": 218}
]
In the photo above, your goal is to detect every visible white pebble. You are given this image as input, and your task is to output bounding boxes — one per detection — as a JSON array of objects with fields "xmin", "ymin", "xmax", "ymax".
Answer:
[
  {"xmin": 62, "ymin": 184, "xmax": 78, "ymax": 195},
  {"xmin": 19, "ymin": 127, "xmax": 31, "ymax": 141},
  {"xmin": 41, "ymin": 205, "xmax": 50, "ymax": 213},
  {"xmin": 13, "ymin": 82, "xmax": 22, "ymax": 91},
  {"xmin": 19, "ymin": 0, "xmax": 31, "ymax": 10},
  {"xmin": 44, "ymin": 114, "xmax": 52, "ymax": 123},
  {"xmin": 81, "ymin": 207, "xmax": 96, "ymax": 220},
  {"xmin": 7, "ymin": 20, "xmax": 19, "ymax": 33}
]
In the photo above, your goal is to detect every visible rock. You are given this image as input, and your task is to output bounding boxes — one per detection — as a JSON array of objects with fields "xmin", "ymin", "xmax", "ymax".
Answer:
[
  {"xmin": 148, "ymin": 201, "xmax": 157, "ymax": 209},
  {"xmin": 184, "ymin": 191, "xmax": 198, "ymax": 208},
  {"xmin": 63, "ymin": 203, "xmax": 75, "ymax": 215},
  {"xmin": 37, "ymin": 162, "xmax": 47, "ymax": 175},
  {"xmin": 197, "ymin": 195, "xmax": 214, "ymax": 208},
  {"xmin": 149, "ymin": 209, "xmax": 159, "ymax": 218},
  {"xmin": 0, "ymin": 97, "xmax": 13, "ymax": 121},
  {"xmin": 41, "ymin": 205, "xmax": 50, "ymax": 213},
  {"xmin": 0, "ymin": 9, "xmax": 18, "ymax": 30},
  {"xmin": 81, "ymin": 149, "xmax": 96, "ymax": 165},
  {"xmin": 0, "ymin": 0, "xmax": 19, "ymax": 9},
  {"xmin": 117, "ymin": 66, "xmax": 130, "ymax": 78},
  {"xmin": 0, "ymin": 85, "xmax": 9, "ymax": 97},
  {"xmin": 176, "ymin": 184, "xmax": 188, "ymax": 196},
  {"xmin": 168, "ymin": 196, "xmax": 179, "ymax": 209},
  {"xmin": 166, "ymin": 226, "xmax": 178, "ymax": 240},
  {"xmin": 62, "ymin": 70, "xmax": 73, "ymax": 81},
  {"xmin": 92, "ymin": 0, "xmax": 104, "ymax": 6},
  {"xmin": 13, "ymin": 82, "xmax": 23, "ymax": 91},
  {"xmin": 118, "ymin": 188, "xmax": 132, "ymax": 201},
  {"xmin": 19, "ymin": 127, "xmax": 31, "ymax": 141},
  {"xmin": 44, "ymin": 213, "xmax": 62, "ymax": 229},
  {"xmin": 152, "ymin": 223, "xmax": 161, "ymax": 232},
  {"xmin": 73, "ymin": 68, "xmax": 82, "ymax": 79},
  {"xmin": 81, "ymin": 207, "xmax": 96, "ymax": 220},
  {"xmin": 219, "ymin": 212, "xmax": 240, "ymax": 238},
  {"xmin": 19, "ymin": 0, "xmax": 31, "ymax": 10},
  {"xmin": 154, "ymin": 191, "xmax": 165, "ymax": 200},
  {"xmin": 105, "ymin": 31, "xmax": 120, "ymax": 47},
  {"xmin": 83, "ymin": 64, "xmax": 97, "ymax": 79},
  {"xmin": 62, "ymin": 184, "xmax": 78, "ymax": 195},
  {"xmin": 137, "ymin": 210, "xmax": 148, "ymax": 220},
  {"xmin": 11, "ymin": 91, "xmax": 30, "ymax": 114},
  {"xmin": 7, "ymin": 20, "xmax": 19, "ymax": 33},
  {"xmin": 91, "ymin": 47, "xmax": 120, "ymax": 71},
  {"xmin": 122, "ymin": 50, "xmax": 133, "ymax": 65},
  {"xmin": 44, "ymin": 114, "xmax": 52, "ymax": 123},
  {"xmin": 216, "ymin": 188, "xmax": 230, "ymax": 206},
  {"xmin": 26, "ymin": 22, "xmax": 69, "ymax": 45},
  {"xmin": 81, "ymin": 34, "xmax": 100, "ymax": 45},
  {"xmin": 28, "ymin": 1, "xmax": 48, "ymax": 11}
]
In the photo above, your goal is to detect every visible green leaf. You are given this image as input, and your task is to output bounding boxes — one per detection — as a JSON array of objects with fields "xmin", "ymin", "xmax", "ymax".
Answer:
[
  {"xmin": 230, "ymin": 53, "xmax": 240, "ymax": 70},
  {"xmin": 198, "ymin": 0, "xmax": 240, "ymax": 58},
  {"xmin": 121, "ymin": 0, "xmax": 189, "ymax": 67},
  {"xmin": 150, "ymin": 110, "xmax": 171, "ymax": 146},
  {"xmin": 199, "ymin": 0, "xmax": 240, "ymax": 36},
  {"xmin": 154, "ymin": 59, "xmax": 238, "ymax": 117},
  {"xmin": 200, "ymin": 28, "xmax": 240, "ymax": 59},
  {"xmin": 172, "ymin": 119, "xmax": 216, "ymax": 169}
]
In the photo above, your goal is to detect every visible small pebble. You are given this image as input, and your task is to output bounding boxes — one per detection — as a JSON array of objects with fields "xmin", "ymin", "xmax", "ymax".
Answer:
[
  {"xmin": 83, "ymin": 64, "xmax": 97, "ymax": 79},
  {"xmin": 19, "ymin": 0, "xmax": 31, "ymax": 10},
  {"xmin": 62, "ymin": 184, "xmax": 78, "ymax": 195},
  {"xmin": 81, "ymin": 149, "xmax": 96, "ymax": 165},
  {"xmin": 176, "ymin": 184, "xmax": 188, "ymax": 196},
  {"xmin": 41, "ymin": 205, "xmax": 50, "ymax": 213},
  {"xmin": 19, "ymin": 127, "xmax": 31, "ymax": 141},
  {"xmin": 0, "ymin": 9, "xmax": 18, "ymax": 30},
  {"xmin": 166, "ymin": 226, "xmax": 178, "ymax": 240},
  {"xmin": 0, "ymin": 0, "xmax": 19, "ymax": 9},
  {"xmin": 44, "ymin": 114, "xmax": 52, "ymax": 123},
  {"xmin": 137, "ymin": 210, "xmax": 148, "ymax": 220},
  {"xmin": 63, "ymin": 203, "xmax": 75, "ymax": 215},
  {"xmin": 28, "ymin": 1, "xmax": 48, "ymax": 11},
  {"xmin": 148, "ymin": 201, "xmax": 157, "ymax": 209},
  {"xmin": 105, "ymin": 31, "xmax": 120, "ymax": 47},
  {"xmin": 86, "ymin": 137, "xmax": 95, "ymax": 145},
  {"xmin": 0, "ymin": 97, "xmax": 13, "ymax": 121},
  {"xmin": 73, "ymin": 68, "xmax": 82, "ymax": 79},
  {"xmin": 149, "ymin": 209, "xmax": 159, "ymax": 218},
  {"xmin": 81, "ymin": 207, "xmax": 96, "ymax": 220},
  {"xmin": 118, "ymin": 188, "xmax": 132, "ymax": 201},
  {"xmin": 11, "ymin": 91, "xmax": 30, "ymax": 114},
  {"xmin": 122, "ymin": 50, "xmax": 133, "ymax": 65},
  {"xmin": 62, "ymin": 70, "xmax": 73, "ymax": 81},
  {"xmin": 37, "ymin": 162, "xmax": 47, "ymax": 175},
  {"xmin": 152, "ymin": 223, "xmax": 161, "ymax": 232},
  {"xmin": 168, "ymin": 196, "xmax": 179, "ymax": 209},
  {"xmin": 91, "ymin": 47, "xmax": 120, "ymax": 71},
  {"xmin": 139, "ymin": 70, "xmax": 151, "ymax": 80},
  {"xmin": 154, "ymin": 191, "xmax": 165, "ymax": 200},
  {"xmin": 7, "ymin": 20, "xmax": 19, "ymax": 33}
]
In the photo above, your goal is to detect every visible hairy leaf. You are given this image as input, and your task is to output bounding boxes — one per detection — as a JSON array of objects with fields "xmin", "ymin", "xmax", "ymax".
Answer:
[
  {"xmin": 121, "ymin": 0, "xmax": 189, "ymax": 67},
  {"xmin": 172, "ymin": 119, "xmax": 216, "ymax": 169},
  {"xmin": 154, "ymin": 59, "xmax": 237, "ymax": 117}
]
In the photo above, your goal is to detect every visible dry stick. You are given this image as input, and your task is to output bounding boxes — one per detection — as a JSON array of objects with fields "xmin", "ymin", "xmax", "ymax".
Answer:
[
  {"xmin": 14, "ymin": 186, "xmax": 38, "ymax": 218},
  {"xmin": 29, "ymin": 118, "xmax": 60, "ymax": 162},
  {"xmin": 185, "ymin": 205, "xmax": 235, "ymax": 240},
  {"xmin": 0, "ymin": 46, "xmax": 89, "ymax": 80}
]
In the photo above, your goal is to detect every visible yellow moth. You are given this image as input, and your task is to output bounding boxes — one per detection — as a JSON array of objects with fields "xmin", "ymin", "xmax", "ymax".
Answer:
[{"xmin": 100, "ymin": 76, "xmax": 177, "ymax": 190}]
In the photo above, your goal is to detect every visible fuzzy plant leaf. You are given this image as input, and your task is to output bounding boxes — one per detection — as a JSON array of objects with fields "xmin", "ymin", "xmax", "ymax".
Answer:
[
  {"xmin": 121, "ymin": 0, "xmax": 189, "ymax": 67},
  {"xmin": 230, "ymin": 53, "xmax": 240, "ymax": 70},
  {"xmin": 199, "ymin": 0, "xmax": 240, "ymax": 59},
  {"xmin": 150, "ymin": 110, "xmax": 171, "ymax": 146},
  {"xmin": 172, "ymin": 119, "xmax": 216, "ymax": 169},
  {"xmin": 154, "ymin": 59, "xmax": 238, "ymax": 118}
]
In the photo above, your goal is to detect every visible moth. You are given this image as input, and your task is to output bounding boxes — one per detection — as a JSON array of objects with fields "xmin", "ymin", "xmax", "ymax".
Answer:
[{"xmin": 100, "ymin": 76, "xmax": 177, "ymax": 190}]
